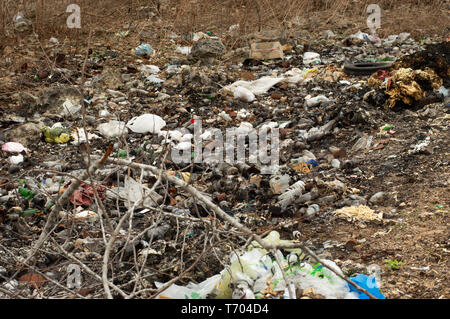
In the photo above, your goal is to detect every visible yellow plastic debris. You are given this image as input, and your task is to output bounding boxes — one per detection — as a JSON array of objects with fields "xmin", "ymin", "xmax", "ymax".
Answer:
[
  {"xmin": 167, "ymin": 170, "xmax": 191, "ymax": 182},
  {"xmin": 368, "ymin": 67, "xmax": 443, "ymax": 108},
  {"xmin": 41, "ymin": 126, "xmax": 71, "ymax": 144},
  {"xmin": 304, "ymin": 68, "xmax": 319, "ymax": 78}
]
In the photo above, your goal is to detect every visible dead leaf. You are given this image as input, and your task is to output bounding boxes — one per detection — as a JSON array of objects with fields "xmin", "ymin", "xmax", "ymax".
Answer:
[
  {"xmin": 19, "ymin": 272, "xmax": 46, "ymax": 287},
  {"xmin": 69, "ymin": 183, "xmax": 106, "ymax": 206},
  {"xmin": 239, "ymin": 72, "xmax": 255, "ymax": 81}
]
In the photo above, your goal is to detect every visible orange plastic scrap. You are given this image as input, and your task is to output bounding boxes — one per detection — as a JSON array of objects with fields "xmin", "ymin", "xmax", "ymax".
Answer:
[{"xmin": 292, "ymin": 161, "xmax": 312, "ymax": 174}]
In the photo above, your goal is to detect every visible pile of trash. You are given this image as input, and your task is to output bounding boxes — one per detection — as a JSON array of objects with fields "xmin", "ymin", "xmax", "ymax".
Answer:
[
  {"xmin": 367, "ymin": 42, "xmax": 449, "ymax": 109},
  {"xmin": 155, "ymin": 231, "xmax": 385, "ymax": 299},
  {"xmin": 0, "ymin": 18, "xmax": 448, "ymax": 298}
]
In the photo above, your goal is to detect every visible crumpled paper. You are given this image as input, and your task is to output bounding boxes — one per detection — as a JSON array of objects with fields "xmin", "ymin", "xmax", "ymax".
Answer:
[{"xmin": 333, "ymin": 205, "xmax": 382, "ymax": 222}]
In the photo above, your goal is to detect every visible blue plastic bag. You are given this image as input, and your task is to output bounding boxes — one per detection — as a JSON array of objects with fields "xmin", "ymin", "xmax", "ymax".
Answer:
[
  {"xmin": 348, "ymin": 274, "xmax": 386, "ymax": 299},
  {"xmin": 306, "ymin": 159, "xmax": 319, "ymax": 167},
  {"xmin": 135, "ymin": 44, "xmax": 154, "ymax": 56}
]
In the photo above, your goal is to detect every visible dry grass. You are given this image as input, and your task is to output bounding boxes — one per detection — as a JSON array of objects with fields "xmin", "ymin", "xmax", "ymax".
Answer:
[{"xmin": 1, "ymin": 0, "xmax": 449, "ymax": 46}]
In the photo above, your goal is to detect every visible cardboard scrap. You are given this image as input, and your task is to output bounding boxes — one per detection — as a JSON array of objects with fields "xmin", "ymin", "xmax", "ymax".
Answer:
[{"xmin": 250, "ymin": 41, "xmax": 284, "ymax": 60}]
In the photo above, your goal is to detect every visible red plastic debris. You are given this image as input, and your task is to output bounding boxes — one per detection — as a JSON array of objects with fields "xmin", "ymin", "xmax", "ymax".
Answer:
[{"xmin": 66, "ymin": 182, "xmax": 106, "ymax": 206}]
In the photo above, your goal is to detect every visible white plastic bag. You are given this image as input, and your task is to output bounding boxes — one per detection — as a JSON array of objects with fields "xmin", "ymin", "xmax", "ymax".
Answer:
[
  {"xmin": 225, "ymin": 77, "xmax": 284, "ymax": 96},
  {"xmin": 2, "ymin": 142, "xmax": 26, "ymax": 153},
  {"xmin": 139, "ymin": 65, "xmax": 160, "ymax": 75},
  {"xmin": 97, "ymin": 120, "xmax": 127, "ymax": 137},
  {"xmin": 126, "ymin": 114, "xmax": 166, "ymax": 134},
  {"xmin": 155, "ymin": 274, "xmax": 222, "ymax": 299},
  {"xmin": 303, "ymin": 52, "xmax": 321, "ymax": 65},
  {"xmin": 304, "ymin": 95, "xmax": 330, "ymax": 107},
  {"xmin": 233, "ymin": 86, "xmax": 255, "ymax": 102}
]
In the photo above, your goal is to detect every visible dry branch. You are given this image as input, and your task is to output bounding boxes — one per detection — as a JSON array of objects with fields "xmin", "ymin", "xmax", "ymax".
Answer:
[{"xmin": 100, "ymin": 156, "xmax": 378, "ymax": 299}]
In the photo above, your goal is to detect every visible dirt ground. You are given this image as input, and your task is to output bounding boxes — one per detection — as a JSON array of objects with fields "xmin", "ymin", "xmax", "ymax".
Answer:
[{"xmin": 297, "ymin": 107, "xmax": 449, "ymax": 299}]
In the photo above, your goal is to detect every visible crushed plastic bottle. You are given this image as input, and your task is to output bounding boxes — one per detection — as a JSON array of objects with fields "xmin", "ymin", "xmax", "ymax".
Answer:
[
  {"xmin": 176, "ymin": 46, "xmax": 192, "ymax": 55},
  {"xmin": 139, "ymin": 65, "xmax": 160, "ymax": 76},
  {"xmin": 306, "ymin": 204, "xmax": 320, "ymax": 218},
  {"xmin": 146, "ymin": 75, "xmax": 165, "ymax": 84},
  {"xmin": 154, "ymin": 231, "xmax": 364, "ymax": 299},
  {"xmin": 277, "ymin": 180, "xmax": 306, "ymax": 209},
  {"xmin": 61, "ymin": 99, "xmax": 82, "ymax": 117},
  {"xmin": 352, "ymin": 135, "xmax": 373, "ymax": 152}
]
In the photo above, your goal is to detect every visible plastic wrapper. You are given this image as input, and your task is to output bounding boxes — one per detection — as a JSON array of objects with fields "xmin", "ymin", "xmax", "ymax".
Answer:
[
  {"xmin": 155, "ymin": 274, "xmax": 222, "ymax": 299},
  {"xmin": 2, "ymin": 142, "xmax": 26, "ymax": 153}
]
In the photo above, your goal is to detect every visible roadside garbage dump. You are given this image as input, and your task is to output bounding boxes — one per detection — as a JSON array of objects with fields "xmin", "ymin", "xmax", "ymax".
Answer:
[{"xmin": 0, "ymin": 10, "xmax": 448, "ymax": 299}]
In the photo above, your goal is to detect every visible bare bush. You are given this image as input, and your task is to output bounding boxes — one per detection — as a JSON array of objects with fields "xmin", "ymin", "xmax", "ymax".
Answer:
[{"xmin": 1, "ymin": 0, "xmax": 448, "ymax": 42}]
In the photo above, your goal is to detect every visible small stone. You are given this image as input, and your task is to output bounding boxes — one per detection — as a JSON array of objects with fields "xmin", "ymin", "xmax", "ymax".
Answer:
[
  {"xmin": 332, "ymin": 148, "xmax": 347, "ymax": 159},
  {"xmin": 369, "ymin": 192, "xmax": 387, "ymax": 205},
  {"xmin": 271, "ymin": 93, "xmax": 283, "ymax": 99},
  {"xmin": 190, "ymin": 38, "xmax": 225, "ymax": 61}
]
